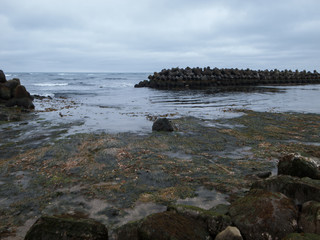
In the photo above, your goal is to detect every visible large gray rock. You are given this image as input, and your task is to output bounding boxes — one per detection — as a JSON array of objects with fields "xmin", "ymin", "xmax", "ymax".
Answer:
[
  {"xmin": 0, "ymin": 70, "xmax": 6, "ymax": 83},
  {"xmin": 229, "ymin": 189, "xmax": 298, "ymax": 240},
  {"xmin": 152, "ymin": 118, "xmax": 174, "ymax": 132},
  {"xmin": 251, "ymin": 175, "xmax": 320, "ymax": 204},
  {"xmin": 215, "ymin": 226, "xmax": 243, "ymax": 240},
  {"xmin": 24, "ymin": 215, "xmax": 108, "ymax": 240},
  {"xmin": 299, "ymin": 201, "xmax": 320, "ymax": 234},
  {"xmin": 278, "ymin": 153, "xmax": 320, "ymax": 179}
]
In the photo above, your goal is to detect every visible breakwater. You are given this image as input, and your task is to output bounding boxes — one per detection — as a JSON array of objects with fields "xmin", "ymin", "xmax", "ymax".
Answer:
[{"xmin": 135, "ymin": 67, "xmax": 320, "ymax": 89}]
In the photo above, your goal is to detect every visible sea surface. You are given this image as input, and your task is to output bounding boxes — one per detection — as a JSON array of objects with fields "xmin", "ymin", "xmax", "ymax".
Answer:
[{"xmin": 4, "ymin": 72, "xmax": 320, "ymax": 135}]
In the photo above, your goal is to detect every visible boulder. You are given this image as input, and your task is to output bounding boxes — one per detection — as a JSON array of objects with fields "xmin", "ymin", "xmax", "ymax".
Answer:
[
  {"xmin": 0, "ymin": 70, "xmax": 6, "ymax": 83},
  {"xmin": 14, "ymin": 85, "xmax": 32, "ymax": 99},
  {"xmin": 6, "ymin": 97, "xmax": 34, "ymax": 109},
  {"xmin": 138, "ymin": 211, "xmax": 212, "ymax": 240},
  {"xmin": 167, "ymin": 204, "xmax": 232, "ymax": 238},
  {"xmin": 24, "ymin": 215, "xmax": 108, "ymax": 240},
  {"xmin": 113, "ymin": 221, "xmax": 140, "ymax": 240},
  {"xmin": 299, "ymin": 201, "xmax": 320, "ymax": 234},
  {"xmin": 282, "ymin": 233, "xmax": 320, "ymax": 240},
  {"xmin": 0, "ymin": 85, "xmax": 11, "ymax": 100},
  {"xmin": 5, "ymin": 78, "xmax": 21, "ymax": 96},
  {"xmin": 152, "ymin": 118, "xmax": 174, "ymax": 132},
  {"xmin": 229, "ymin": 189, "xmax": 298, "ymax": 240},
  {"xmin": 278, "ymin": 153, "xmax": 320, "ymax": 179},
  {"xmin": 251, "ymin": 175, "xmax": 320, "ymax": 204},
  {"xmin": 215, "ymin": 226, "xmax": 243, "ymax": 240}
]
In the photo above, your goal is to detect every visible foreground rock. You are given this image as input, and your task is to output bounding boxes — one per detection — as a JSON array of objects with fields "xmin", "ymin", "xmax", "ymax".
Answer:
[
  {"xmin": 114, "ymin": 205, "xmax": 232, "ymax": 240},
  {"xmin": 299, "ymin": 201, "xmax": 320, "ymax": 234},
  {"xmin": 215, "ymin": 226, "xmax": 243, "ymax": 240},
  {"xmin": 0, "ymin": 70, "xmax": 34, "ymax": 109},
  {"xmin": 24, "ymin": 215, "xmax": 108, "ymax": 240},
  {"xmin": 152, "ymin": 118, "xmax": 174, "ymax": 132},
  {"xmin": 135, "ymin": 67, "xmax": 320, "ymax": 90},
  {"xmin": 251, "ymin": 175, "xmax": 320, "ymax": 204},
  {"xmin": 229, "ymin": 189, "xmax": 298, "ymax": 240},
  {"xmin": 278, "ymin": 153, "xmax": 320, "ymax": 179}
]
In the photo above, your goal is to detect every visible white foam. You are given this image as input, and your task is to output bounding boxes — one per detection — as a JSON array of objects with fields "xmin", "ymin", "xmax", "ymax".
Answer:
[{"xmin": 34, "ymin": 83, "xmax": 68, "ymax": 87}]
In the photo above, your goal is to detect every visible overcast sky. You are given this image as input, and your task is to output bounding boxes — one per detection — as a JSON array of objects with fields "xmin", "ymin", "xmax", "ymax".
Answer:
[{"xmin": 1, "ymin": 0, "xmax": 319, "ymax": 72}]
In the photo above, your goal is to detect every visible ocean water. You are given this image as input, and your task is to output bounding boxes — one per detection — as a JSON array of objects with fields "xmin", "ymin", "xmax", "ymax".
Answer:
[{"xmin": 5, "ymin": 72, "xmax": 320, "ymax": 135}]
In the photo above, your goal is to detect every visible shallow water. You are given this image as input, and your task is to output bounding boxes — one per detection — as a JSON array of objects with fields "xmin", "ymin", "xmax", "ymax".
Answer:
[{"xmin": 3, "ymin": 72, "xmax": 320, "ymax": 139}]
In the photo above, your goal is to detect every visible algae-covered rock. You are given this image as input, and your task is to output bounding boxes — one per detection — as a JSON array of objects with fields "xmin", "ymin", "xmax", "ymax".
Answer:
[
  {"xmin": 282, "ymin": 233, "xmax": 320, "ymax": 240},
  {"xmin": 251, "ymin": 175, "xmax": 320, "ymax": 204},
  {"xmin": 229, "ymin": 189, "xmax": 298, "ymax": 240},
  {"xmin": 299, "ymin": 201, "xmax": 320, "ymax": 234},
  {"xmin": 215, "ymin": 226, "xmax": 243, "ymax": 240},
  {"xmin": 113, "ymin": 220, "xmax": 141, "ymax": 240},
  {"xmin": 278, "ymin": 153, "xmax": 320, "ymax": 180},
  {"xmin": 167, "ymin": 204, "xmax": 232, "ymax": 237},
  {"xmin": 24, "ymin": 215, "xmax": 108, "ymax": 240},
  {"xmin": 138, "ymin": 211, "xmax": 212, "ymax": 240},
  {"xmin": 152, "ymin": 118, "xmax": 174, "ymax": 132}
]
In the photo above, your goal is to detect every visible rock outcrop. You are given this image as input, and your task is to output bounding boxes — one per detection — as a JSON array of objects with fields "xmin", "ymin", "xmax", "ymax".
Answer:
[
  {"xmin": 24, "ymin": 215, "xmax": 109, "ymax": 240},
  {"xmin": 0, "ymin": 70, "xmax": 34, "ymax": 109},
  {"xmin": 135, "ymin": 67, "xmax": 320, "ymax": 90}
]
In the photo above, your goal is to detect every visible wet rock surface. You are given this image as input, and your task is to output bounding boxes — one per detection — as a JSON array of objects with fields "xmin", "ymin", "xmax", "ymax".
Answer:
[
  {"xmin": 24, "ymin": 215, "xmax": 109, "ymax": 240},
  {"xmin": 229, "ymin": 189, "xmax": 298, "ymax": 240},
  {"xmin": 251, "ymin": 175, "xmax": 320, "ymax": 204},
  {"xmin": 278, "ymin": 153, "xmax": 320, "ymax": 179},
  {"xmin": 135, "ymin": 67, "xmax": 320, "ymax": 90},
  {"xmin": 299, "ymin": 201, "xmax": 320, "ymax": 234}
]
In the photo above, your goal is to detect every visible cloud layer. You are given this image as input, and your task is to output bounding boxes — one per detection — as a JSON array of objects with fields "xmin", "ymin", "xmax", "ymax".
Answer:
[{"xmin": 1, "ymin": 0, "xmax": 319, "ymax": 72}]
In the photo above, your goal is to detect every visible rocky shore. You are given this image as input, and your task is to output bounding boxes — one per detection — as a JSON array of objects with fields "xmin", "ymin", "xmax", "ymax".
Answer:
[
  {"xmin": 1, "ymin": 108, "xmax": 319, "ymax": 239},
  {"xmin": 135, "ymin": 67, "xmax": 320, "ymax": 89}
]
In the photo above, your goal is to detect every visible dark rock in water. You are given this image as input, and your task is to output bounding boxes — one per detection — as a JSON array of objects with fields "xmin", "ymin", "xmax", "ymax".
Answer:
[
  {"xmin": 278, "ymin": 153, "xmax": 320, "ymax": 180},
  {"xmin": 282, "ymin": 233, "xmax": 320, "ymax": 240},
  {"xmin": 0, "ymin": 85, "xmax": 11, "ymax": 100},
  {"xmin": 152, "ymin": 118, "xmax": 174, "ymax": 132},
  {"xmin": 229, "ymin": 189, "xmax": 298, "ymax": 240},
  {"xmin": 0, "ymin": 70, "xmax": 6, "ymax": 83},
  {"xmin": 215, "ymin": 226, "xmax": 243, "ymax": 240},
  {"xmin": 251, "ymin": 175, "xmax": 320, "ymax": 205},
  {"xmin": 299, "ymin": 201, "xmax": 320, "ymax": 234},
  {"xmin": 6, "ymin": 97, "xmax": 34, "ymax": 109},
  {"xmin": 138, "ymin": 211, "xmax": 212, "ymax": 240},
  {"xmin": 24, "ymin": 215, "xmax": 109, "ymax": 240}
]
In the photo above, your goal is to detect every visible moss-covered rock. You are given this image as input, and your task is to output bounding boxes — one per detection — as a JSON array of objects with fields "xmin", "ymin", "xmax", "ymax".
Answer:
[
  {"xmin": 167, "ymin": 204, "xmax": 231, "ymax": 237},
  {"xmin": 229, "ymin": 189, "xmax": 298, "ymax": 240},
  {"xmin": 251, "ymin": 175, "xmax": 320, "ymax": 204},
  {"xmin": 278, "ymin": 153, "xmax": 320, "ymax": 179},
  {"xmin": 24, "ymin": 215, "xmax": 108, "ymax": 240},
  {"xmin": 138, "ymin": 211, "xmax": 212, "ymax": 240},
  {"xmin": 299, "ymin": 201, "xmax": 320, "ymax": 234}
]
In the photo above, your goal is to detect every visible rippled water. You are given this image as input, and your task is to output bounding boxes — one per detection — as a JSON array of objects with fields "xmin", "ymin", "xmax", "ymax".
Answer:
[{"xmin": 4, "ymin": 72, "xmax": 320, "ymax": 135}]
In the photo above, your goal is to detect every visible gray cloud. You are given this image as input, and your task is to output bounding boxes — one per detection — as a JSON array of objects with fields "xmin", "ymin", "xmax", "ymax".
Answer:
[{"xmin": 1, "ymin": 0, "xmax": 319, "ymax": 72}]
